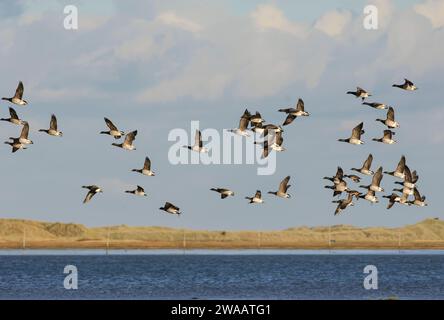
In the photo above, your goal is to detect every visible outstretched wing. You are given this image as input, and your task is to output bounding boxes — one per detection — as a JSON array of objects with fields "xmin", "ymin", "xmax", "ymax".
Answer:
[
  {"xmin": 124, "ymin": 130, "xmax": 137, "ymax": 145},
  {"xmin": 83, "ymin": 191, "xmax": 96, "ymax": 203},
  {"xmin": 279, "ymin": 176, "xmax": 291, "ymax": 193},
  {"xmin": 283, "ymin": 114, "xmax": 296, "ymax": 126},
  {"xmin": 20, "ymin": 122, "xmax": 29, "ymax": 139},
  {"xmin": 50, "ymin": 114, "xmax": 58, "ymax": 131},
  {"xmin": 296, "ymin": 98, "xmax": 304, "ymax": 111},
  {"xmin": 351, "ymin": 122, "xmax": 364, "ymax": 139},
  {"xmin": 255, "ymin": 190, "xmax": 262, "ymax": 199},
  {"xmin": 404, "ymin": 78, "xmax": 413, "ymax": 86},
  {"xmin": 396, "ymin": 155, "xmax": 406, "ymax": 174},
  {"xmin": 387, "ymin": 107, "xmax": 395, "ymax": 121},
  {"xmin": 104, "ymin": 117, "xmax": 118, "ymax": 131},
  {"xmin": 195, "ymin": 130, "xmax": 202, "ymax": 148},
  {"xmin": 9, "ymin": 107, "xmax": 19, "ymax": 119},
  {"xmin": 143, "ymin": 157, "xmax": 151, "ymax": 170},
  {"xmin": 14, "ymin": 81, "xmax": 24, "ymax": 99},
  {"xmin": 372, "ymin": 167, "xmax": 383, "ymax": 186},
  {"xmin": 363, "ymin": 154, "xmax": 373, "ymax": 170}
]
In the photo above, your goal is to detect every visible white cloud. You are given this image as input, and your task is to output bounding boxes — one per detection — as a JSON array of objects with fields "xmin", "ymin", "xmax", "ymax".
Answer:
[
  {"xmin": 315, "ymin": 10, "xmax": 352, "ymax": 37},
  {"xmin": 157, "ymin": 11, "xmax": 202, "ymax": 33},
  {"xmin": 250, "ymin": 4, "xmax": 307, "ymax": 37},
  {"xmin": 414, "ymin": 0, "xmax": 444, "ymax": 28}
]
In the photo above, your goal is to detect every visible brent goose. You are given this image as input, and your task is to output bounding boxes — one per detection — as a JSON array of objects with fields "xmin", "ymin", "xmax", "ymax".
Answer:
[
  {"xmin": 210, "ymin": 188, "xmax": 235, "ymax": 199},
  {"xmin": 393, "ymin": 79, "xmax": 417, "ymax": 91},
  {"xmin": 332, "ymin": 193, "xmax": 354, "ymax": 215},
  {"xmin": 395, "ymin": 170, "xmax": 418, "ymax": 187},
  {"xmin": 159, "ymin": 202, "xmax": 181, "ymax": 215},
  {"xmin": 39, "ymin": 114, "xmax": 63, "ymax": 137},
  {"xmin": 278, "ymin": 99, "xmax": 309, "ymax": 126},
  {"xmin": 384, "ymin": 155, "xmax": 406, "ymax": 179},
  {"xmin": 344, "ymin": 174, "xmax": 361, "ymax": 183},
  {"xmin": 245, "ymin": 190, "xmax": 264, "ymax": 204},
  {"xmin": 4, "ymin": 137, "xmax": 26, "ymax": 153},
  {"xmin": 251, "ymin": 123, "xmax": 283, "ymax": 136},
  {"xmin": 376, "ymin": 107, "xmax": 400, "ymax": 129},
  {"xmin": 270, "ymin": 131, "xmax": 286, "ymax": 152},
  {"xmin": 125, "ymin": 185, "xmax": 147, "ymax": 197},
  {"xmin": 393, "ymin": 166, "xmax": 414, "ymax": 196},
  {"xmin": 325, "ymin": 180, "xmax": 350, "ymax": 197},
  {"xmin": 359, "ymin": 189, "xmax": 379, "ymax": 204},
  {"xmin": 362, "ymin": 102, "xmax": 388, "ymax": 110},
  {"xmin": 347, "ymin": 87, "xmax": 371, "ymax": 101},
  {"xmin": 16, "ymin": 122, "xmax": 33, "ymax": 145},
  {"xmin": 1, "ymin": 108, "xmax": 25, "ymax": 125},
  {"xmin": 351, "ymin": 154, "xmax": 374, "ymax": 176},
  {"xmin": 112, "ymin": 130, "xmax": 137, "ymax": 150},
  {"xmin": 383, "ymin": 192, "xmax": 409, "ymax": 209},
  {"xmin": 183, "ymin": 130, "xmax": 208, "ymax": 153},
  {"xmin": 373, "ymin": 130, "xmax": 396, "ymax": 144},
  {"xmin": 2, "ymin": 81, "xmax": 27, "ymax": 106},
  {"xmin": 408, "ymin": 188, "xmax": 427, "ymax": 207},
  {"xmin": 229, "ymin": 112, "xmax": 250, "ymax": 137},
  {"xmin": 100, "ymin": 118, "xmax": 124, "ymax": 139},
  {"xmin": 82, "ymin": 185, "xmax": 103, "ymax": 204},
  {"xmin": 323, "ymin": 167, "xmax": 344, "ymax": 185},
  {"xmin": 132, "ymin": 157, "xmax": 155, "ymax": 176},
  {"xmin": 268, "ymin": 176, "xmax": 291, "ymax": 198},
  {"xmin": 249, "ymin": 112, "xmax": 265, "ymax": 125},
  {"xmin": 338, "ymin": 122, "xmax": 365, "ymax": 145},
  {"xmin": 360, "ymin": 166, "xmax": 384, "ymax": 192}
]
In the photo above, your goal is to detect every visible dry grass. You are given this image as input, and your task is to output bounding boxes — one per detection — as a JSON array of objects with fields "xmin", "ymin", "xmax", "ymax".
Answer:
[{"xmin": 1, "ymin": 218, "xmax": 444, "ymax": 250}]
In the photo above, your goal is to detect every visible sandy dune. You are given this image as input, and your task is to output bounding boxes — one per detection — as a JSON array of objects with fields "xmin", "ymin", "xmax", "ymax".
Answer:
[{"xmin": 1, "ymin": 218, "xmax": 444, "ymax": 250}]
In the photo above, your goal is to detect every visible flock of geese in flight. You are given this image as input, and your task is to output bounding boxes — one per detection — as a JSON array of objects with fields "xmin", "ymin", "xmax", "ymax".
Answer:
[
  {"xmin": 326, "ymin": 78, "xmax": 428, "ymax": 215},
  {"xmin": 1, "ymin": 78, "xmax": 427, "ymax": 217}
]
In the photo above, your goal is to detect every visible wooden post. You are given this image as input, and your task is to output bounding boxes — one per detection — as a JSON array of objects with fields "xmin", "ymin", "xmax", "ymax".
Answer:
[
  {"xmin": 106, "ymin": 227, "xmax": 110, "ymax": 255},
  {"xmin": 182, "ymin": 230, "xmax": 186, "ymax": 249},
  {"xmin": 22, "ymin": 226, "xmax": 26, "ymax": 250}
]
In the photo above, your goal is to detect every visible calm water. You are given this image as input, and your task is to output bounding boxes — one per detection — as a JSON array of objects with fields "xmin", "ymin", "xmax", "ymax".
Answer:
[{"xmin": 0, "ymin": 250, "xmax": 443, "ymax": 300}]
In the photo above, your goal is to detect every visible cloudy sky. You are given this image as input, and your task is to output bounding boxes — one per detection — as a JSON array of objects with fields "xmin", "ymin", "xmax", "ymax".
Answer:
[{"xmin": 0, "ymin": 0, "xmax": 443, "ymax": 230}]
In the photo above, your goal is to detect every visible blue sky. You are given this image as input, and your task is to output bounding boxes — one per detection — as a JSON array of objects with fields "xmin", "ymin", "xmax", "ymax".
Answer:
[{"xmin": 0, "ymin": 0, "xmax": 443, "ymax": 230}]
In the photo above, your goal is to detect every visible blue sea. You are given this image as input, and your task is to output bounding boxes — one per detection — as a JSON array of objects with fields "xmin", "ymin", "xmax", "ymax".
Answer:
[{"xmin": 0, "ymin": 250, "xmax": 443, "ymax": 300}]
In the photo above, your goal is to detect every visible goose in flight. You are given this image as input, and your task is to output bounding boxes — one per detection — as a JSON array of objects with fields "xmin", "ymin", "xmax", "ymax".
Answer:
[
  {"xmin": 333, "ymin": 193, "xmax": 355, "ymax": 215},
  {"xmin": 132, "ymin": 157, "xmax": 155, "ymax": 176},
  {"xmin": 2, "ymin": 81, "xmax": 28, "ymax": 106},
  {"xmin": 395, "ymin": 170, "xmax": 418, "ymax": 188},
  {"xmin": 16, "ymin": 122, "xmax": 33, "ymax": 145},
  {"xmin": 249, "ymin": 111, "xmax": 265, "ymax": 126},
  {"xmin": 384, "ymin": 155, "xmax": 406, "ymax": 179},
  {"xmin": 347, "ymin": 87, "xmax": 371, "ymax": 101},
  {"xmin": 251, "ymin": 123, "xmax": 283, "ymax": 136},
  {"xmin": 344, "ymin": 174, "xmax": 361, "ymax": 183},
  {"xmin": 376, "ymin": 107, "xmax": 400, "ymax": 129},
  {"xmin": 229, "ymin": 112, "xmax": 250, "ymax": 137},
  {"xmin": 100, "ymin": 118, "xmax": 124, "ymax": 139},
  {"xmin": 373, "ymin": 130, "xmax": 396, "ymax": 144},
  {"xmin": 338, "ymin": 122, "xmax": 365, "ymax": 145},
  {"xmin": 4, "ymin": 137, "xmax": 26, "ymax": 153},
  {"xmin": 359, "ymin": 189, "xmax": 379, "ymax": 204},
  {"xmin": 323, "ymin": 167, "xmax": 344, "ymax": 185},
  {"xmin": 268, "ymin": 176, "xmax": 291, "ymax": 198},
  {"xmin": 183, "ymin": 130, "xmax": 208, "ymax": 153},
  {"xmin": 1, "ymin": 107, "xmax": 26, "ymax": 125},
  {"xmin": 82, "ymin": 185, "xmax": 103, "ymax": 204},
  {"xmin": 270, "ymin": 131, "xmax": 286, "ymax": 152},
  {"xmin": 383, "ymin": 192, "xmax": 409, "ymax": 209},
  {"xmin": 159, "ymin": 202, "xmax": 181, "ymax": 215},
  {"xmin": 278, "ymin": 98, "xmax": 309, "ymax": 126},
  {"xmin": 325, "ymin": 180, "xmax": 350, "ymax": 197},
  {"xmin": 39, "ymin": 114, "xmax": 63, "ymax": 137},
  {"xmin": 210, "ymin": 188, "xmax": 235, "ymax": 199},
  {"xmin": 351, "ymin": 154, "xmax": 374, "ymax": 176},
  {"xmin": 393, "ymin": 78, "xmax": 417, "ymax": 91},
  {"xmin": 245, "ymin": 190, "xmax": 264, "ymax": 204},
  {"xmin": 362, "ymin": 102, "xmax": 388, "ymax": 110},
  {"xmin": 360, "ymin": 166, "xmax": 384, "ymax": 192},
  {"xmin": 408, "ymin": 188, "xmax": 427, "ymax": 207},
  {"xmin": 393, "ymin": 166, "xmax": 414, "ymax": 196},
  {"xmin": 125, "ymin": 185, "xmax": 147, "ymax": 197},
  {"xmin": 112, "ymin": 130, "xmax": 137, "ymax": 150}
]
